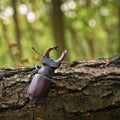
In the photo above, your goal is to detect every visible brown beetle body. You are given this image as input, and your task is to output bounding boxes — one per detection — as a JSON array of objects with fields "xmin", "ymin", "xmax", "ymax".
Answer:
[{"xmin": 28, "ymin": 74, "xmax": 51, "ymax": 100}]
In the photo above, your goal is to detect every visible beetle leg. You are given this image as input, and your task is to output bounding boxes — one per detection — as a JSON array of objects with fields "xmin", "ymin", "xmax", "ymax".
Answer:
[
  {"xmin": 45, "ymin": 46, "xmax": 59, "ymax": 58},
  {"xmin": 34, "ymin": 65, "xmax": 40, "ymax": 71},
  {"xmin": 55, "ymin": 49, "xmax": 67, "ymax": 62},
  {"xmin": 6, "ymin": 79, "xmax": 31, "ymax": 98}
]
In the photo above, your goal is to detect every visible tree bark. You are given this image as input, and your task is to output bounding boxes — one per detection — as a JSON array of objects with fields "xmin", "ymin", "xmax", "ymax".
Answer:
[{"xmin": 0, "ymin": 56, "xmax": 120, "ymax": 120}]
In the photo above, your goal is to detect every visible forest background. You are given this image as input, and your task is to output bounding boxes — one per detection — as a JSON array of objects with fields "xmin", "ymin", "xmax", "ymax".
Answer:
[{"xmin": 0, "ymin": 0, "xmax": 120, "ymax": 67}]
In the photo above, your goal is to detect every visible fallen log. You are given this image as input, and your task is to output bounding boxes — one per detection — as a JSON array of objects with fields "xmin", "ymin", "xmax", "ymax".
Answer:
[{"xmin": 0, "ymin": 56, "xmax": 120, "ymax": 120}]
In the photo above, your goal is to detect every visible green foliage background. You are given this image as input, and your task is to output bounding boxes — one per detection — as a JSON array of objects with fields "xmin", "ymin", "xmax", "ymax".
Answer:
[{"xmin": 0, "ymin": 0, "xmax": 119, "ymax": 67}]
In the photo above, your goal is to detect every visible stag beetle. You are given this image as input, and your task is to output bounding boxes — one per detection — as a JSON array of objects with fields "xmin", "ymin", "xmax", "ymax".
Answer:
[{"xmin": 27, "ymin": 46, "xmax": 67, "ymax": 100}]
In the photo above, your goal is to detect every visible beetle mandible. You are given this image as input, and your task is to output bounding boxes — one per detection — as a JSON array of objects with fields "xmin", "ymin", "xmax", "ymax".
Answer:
[{"xmin": 27, "ymin": 46, "xmax": 67, "ymax": 100}]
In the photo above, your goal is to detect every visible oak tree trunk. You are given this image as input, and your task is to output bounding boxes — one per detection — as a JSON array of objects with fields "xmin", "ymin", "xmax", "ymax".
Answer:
[{"xmin": 0, "ymin": 56, "xmax": 120, "ymax": 120}]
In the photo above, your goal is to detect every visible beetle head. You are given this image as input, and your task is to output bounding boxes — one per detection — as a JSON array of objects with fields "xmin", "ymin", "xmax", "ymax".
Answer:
[{"xmin": 42, "ymin": 46, "xmax": 67, "ymax": 68}]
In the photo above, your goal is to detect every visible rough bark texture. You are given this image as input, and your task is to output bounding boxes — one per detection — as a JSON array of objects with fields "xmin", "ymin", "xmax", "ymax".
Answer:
[{"xmin": 0, "ymin": 56, "xmax": 120, "ymax": 120}]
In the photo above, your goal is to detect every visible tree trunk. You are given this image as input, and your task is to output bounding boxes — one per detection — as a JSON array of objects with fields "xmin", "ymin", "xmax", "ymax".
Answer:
[
  {"xmin": 117, "ymin": 2, "xmax": 120, "ymax": 54},
  {"xmin": 11, "ymin": 0, "xmax": 22, "ymax": 59},
  {"xmin": 50, "ymin": 0, "xmax": 69, "ymax": 60},
  {"xmin": 0, "ymin": 56, "xmax": 120, "ymax": 120}
]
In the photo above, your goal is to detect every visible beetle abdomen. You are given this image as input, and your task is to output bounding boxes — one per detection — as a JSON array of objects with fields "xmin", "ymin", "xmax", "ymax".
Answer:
[{"xmin": 27, "ymin": 74, "xmax": 51, "ymax": 100}]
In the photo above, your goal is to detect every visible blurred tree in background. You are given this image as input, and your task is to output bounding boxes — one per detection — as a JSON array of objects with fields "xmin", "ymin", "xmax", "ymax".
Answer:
[{"xmin": 0, "ymin": 0, "xmax": 119, "ymax": 67}]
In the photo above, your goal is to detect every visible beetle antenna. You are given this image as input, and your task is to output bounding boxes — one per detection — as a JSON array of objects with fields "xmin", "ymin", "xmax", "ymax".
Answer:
[{"xmin": 32, "ymin": 47, "xmax": 43, "ymax": 56}]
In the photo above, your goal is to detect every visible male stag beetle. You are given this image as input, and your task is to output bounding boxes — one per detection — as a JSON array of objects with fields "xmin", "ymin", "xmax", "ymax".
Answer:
[{"xmin": 27, "ymin": 46, "xmax": 67, "ymax": 100}]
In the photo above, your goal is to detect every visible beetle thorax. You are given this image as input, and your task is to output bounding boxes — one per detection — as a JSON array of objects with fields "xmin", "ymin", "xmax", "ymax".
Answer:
[{"xmin": 38, "ymin": 66, "xmax": 55, "ymax": 78}]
